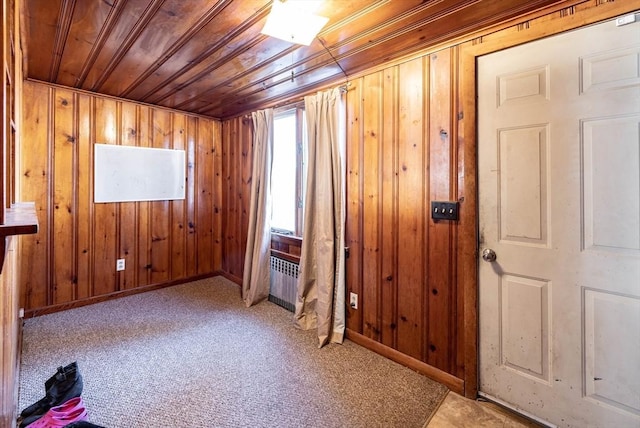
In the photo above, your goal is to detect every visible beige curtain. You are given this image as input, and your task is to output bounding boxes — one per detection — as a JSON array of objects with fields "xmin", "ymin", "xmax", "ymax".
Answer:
[
  {"xmin": 242, "ymin": 109, "xmax": 274, "ymax": 307},
  {"xmin": 295, "ymin": 87, "xmax": 346, "ymax": 347}
]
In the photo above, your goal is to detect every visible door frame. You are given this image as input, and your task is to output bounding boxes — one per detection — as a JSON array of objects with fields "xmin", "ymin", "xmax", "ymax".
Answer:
[{"xmin": 457, "ymin": 0, "xmax": 640, "ymax": 399}]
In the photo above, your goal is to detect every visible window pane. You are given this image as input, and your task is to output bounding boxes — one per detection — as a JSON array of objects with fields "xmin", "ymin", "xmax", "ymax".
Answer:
[{"xmin": 271, "ymin": 112, "xmax": 297, "ymax": 233}]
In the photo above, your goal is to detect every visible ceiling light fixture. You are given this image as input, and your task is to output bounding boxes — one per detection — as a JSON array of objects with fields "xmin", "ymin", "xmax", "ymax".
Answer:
[{"xmin": 261, "ymin": 0, "xmax": 329, "ymax": 46}]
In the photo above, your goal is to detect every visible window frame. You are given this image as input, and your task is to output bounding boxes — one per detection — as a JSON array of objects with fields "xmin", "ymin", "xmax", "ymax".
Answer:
[{"xmin": 271, "ymin": 103, "xmax": 306, "ymax": 238}]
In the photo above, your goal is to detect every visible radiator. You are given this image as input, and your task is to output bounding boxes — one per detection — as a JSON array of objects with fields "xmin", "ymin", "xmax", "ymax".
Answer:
[{"xmin": 269, "ymin": 256, "xmax": 298, "ymax": 312}]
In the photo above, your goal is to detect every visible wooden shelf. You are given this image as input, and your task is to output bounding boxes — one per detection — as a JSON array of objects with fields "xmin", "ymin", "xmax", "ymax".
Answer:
[
  {"xmin": 0, "ymin": 202, "xmax": 39, "ymax": 273},
  {"xmin": 1, "ymin": 202, "xmax": 38, "ymax": 236}
]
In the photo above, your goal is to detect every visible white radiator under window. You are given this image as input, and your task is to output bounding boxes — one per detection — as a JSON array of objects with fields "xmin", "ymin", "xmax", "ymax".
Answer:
[{"xmin": 269, "ymin": 256, "xmax": 298, "ymax": 312}]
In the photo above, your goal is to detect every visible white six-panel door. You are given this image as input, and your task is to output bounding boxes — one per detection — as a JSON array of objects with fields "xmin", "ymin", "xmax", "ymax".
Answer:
[{"xmin": 478, "ymin": 14, "xmax": 640, "ymax": 428}]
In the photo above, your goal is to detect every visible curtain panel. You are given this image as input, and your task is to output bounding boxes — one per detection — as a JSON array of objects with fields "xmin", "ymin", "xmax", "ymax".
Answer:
[
  {"xmin": 295, "ymin": 87, "xmax": 346, "ymax": 347},
  {"xmin": 242, "ymin": 109, "xmax": 274, "ymax": 307}
]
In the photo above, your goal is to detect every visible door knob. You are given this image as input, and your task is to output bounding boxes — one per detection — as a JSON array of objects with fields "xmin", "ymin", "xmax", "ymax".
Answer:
[{"xmin": 482, "ymin": 248, "xmax": 497, "ymax": 262}]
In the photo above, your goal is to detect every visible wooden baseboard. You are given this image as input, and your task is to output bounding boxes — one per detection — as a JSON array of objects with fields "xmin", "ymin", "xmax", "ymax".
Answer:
[
  {"xmin": 346, "ymin": 329, "xmax": 464, "ymax": 395},
  {"xmin": 217, "ymin": 270, "xmax": 242, "ymax": 286},
  {"xmin": 24, "ymin": 273, "xmax": 220, "ymax": 318}
]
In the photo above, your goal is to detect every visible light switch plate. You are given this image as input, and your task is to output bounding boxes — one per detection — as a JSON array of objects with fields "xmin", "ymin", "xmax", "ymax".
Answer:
[{"xmin": 431, "ymin": 201, "xmax": 460, "ymax": 221}]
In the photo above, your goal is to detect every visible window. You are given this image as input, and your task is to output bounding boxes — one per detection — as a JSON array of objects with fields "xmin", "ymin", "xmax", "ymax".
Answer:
[{"xmin": 271, "ymin": 106, "xmax": 306, "ymax": 236}]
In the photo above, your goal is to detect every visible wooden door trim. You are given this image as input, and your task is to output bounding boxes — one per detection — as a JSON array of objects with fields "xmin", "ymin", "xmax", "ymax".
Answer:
[{"xmin": 458, "ymin": 0, "xmax": 640, "ymax": 399}]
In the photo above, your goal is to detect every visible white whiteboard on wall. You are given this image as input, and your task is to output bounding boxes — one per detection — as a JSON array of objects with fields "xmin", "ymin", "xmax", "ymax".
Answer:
[{"xmin": 94, "ymin": 144, "xmax": 186, "ymax": 203}]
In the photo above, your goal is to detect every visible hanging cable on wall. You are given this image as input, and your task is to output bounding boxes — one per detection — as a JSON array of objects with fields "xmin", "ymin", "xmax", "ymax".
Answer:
[{"xmin": 317, "ymin": 37, "xmax": 351, "ymax": 92}]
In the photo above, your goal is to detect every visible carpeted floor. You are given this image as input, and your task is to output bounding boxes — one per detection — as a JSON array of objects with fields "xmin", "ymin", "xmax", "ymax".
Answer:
[{"xmin": 18, "ymin": 276, "xmax": 448, "ymax": 427}]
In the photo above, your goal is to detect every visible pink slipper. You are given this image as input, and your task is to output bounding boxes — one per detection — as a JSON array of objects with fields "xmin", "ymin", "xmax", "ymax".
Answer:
[{"xmin": 26, "ymin": 397, "xmax": 88, "ymax": 427}]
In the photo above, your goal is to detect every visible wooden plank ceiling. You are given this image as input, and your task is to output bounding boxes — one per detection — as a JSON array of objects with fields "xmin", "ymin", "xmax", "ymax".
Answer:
[{"xmin": 23, "ymin": 0, "xmax": 562, "ymax": 119}]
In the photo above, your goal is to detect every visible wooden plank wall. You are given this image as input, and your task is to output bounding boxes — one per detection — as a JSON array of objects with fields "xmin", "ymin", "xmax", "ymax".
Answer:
[
  {"xmin": 0, "ymin": 237, "xmax": 19, "ymax": 426},
  {"xmin": 220, "ymin": 115, "xmax": 252, "ymax": 284},
  {"xmin": 344, "ymin": 47, "xmax": 463, "ymax": 380},
  {"xmin": 19, "ymin": 80, "xmax": 222, "ymax": 313}
]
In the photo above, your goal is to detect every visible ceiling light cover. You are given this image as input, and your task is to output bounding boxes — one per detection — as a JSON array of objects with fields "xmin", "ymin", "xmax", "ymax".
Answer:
[{"xmin": 261, "ymin": 0, "xmax": 329, "ymax": 46}]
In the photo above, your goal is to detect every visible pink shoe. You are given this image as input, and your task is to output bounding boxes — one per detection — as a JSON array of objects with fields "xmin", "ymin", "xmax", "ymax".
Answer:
[{"xmin": 26, "ymin": 397, "xmax": 88, "ymax": 427}]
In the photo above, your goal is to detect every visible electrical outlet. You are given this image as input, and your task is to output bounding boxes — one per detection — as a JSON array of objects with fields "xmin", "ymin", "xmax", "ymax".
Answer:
[
  {"xmin": 18, "ymin": 308, "xmax": 24, "ymax": 318},
  {"xmin": 349, "ymin": 292, "xmax": 358, "ymax": 310},
  {"xmin": 616, "ymin": 14, "xmax": 636, "ymax": 27},
  {"xmin": 116, "ymin": 258, "xmax": 125, "ymax": 271}
]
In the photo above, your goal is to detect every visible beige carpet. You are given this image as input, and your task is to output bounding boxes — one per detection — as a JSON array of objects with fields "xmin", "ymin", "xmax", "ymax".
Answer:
[{"xmin": 18, "ymin": 276, "xmax": 448, "ymax": 427}]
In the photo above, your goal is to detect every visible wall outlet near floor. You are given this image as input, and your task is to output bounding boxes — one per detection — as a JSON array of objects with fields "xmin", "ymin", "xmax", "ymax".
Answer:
[
  {"xmin": 349, "ymin": 292, "xmax": 358, "ymax": 310},
  {"xmin": 18, "ymin": 308, "xmax": 24, "ymax": 318},
  {"xmin": 616, "ymin": 14, "xmax": 636, "ymax": 27},
  {"xmin": 116, "ymin": 258, "xmax": 125, "ymax": 271}
]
